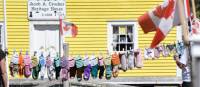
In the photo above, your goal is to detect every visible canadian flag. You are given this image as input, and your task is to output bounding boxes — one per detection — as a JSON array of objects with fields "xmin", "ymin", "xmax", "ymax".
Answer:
[
  {"xmin": 71, "ymin": 24, "xmax": 78, "ymax": 38},
  {"xmin": 138, "ymin": 0, "xmax": 181, "ymax": 48},
  {"xmin": 59, "ymin": 17, "xmax": 78, "ymax": 38}
]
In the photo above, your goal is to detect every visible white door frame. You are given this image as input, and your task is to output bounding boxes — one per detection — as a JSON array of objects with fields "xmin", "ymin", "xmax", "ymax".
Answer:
[
  {"xmin": 176, "ymin": 26, "xmax": 182, "ymax": 77},
  {"xmin": 29, "ymin": 21, "xmax": 59, "ymax": 55}
]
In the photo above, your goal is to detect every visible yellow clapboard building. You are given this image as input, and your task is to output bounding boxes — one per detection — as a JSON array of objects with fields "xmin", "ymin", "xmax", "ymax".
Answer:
[
  {"xmin": 2, "ymin": 0, "xmax": 179, "ymax": 80},
  {"xmin": 65, "ymin": 0, "xmax": 177, "ymax": 77}
]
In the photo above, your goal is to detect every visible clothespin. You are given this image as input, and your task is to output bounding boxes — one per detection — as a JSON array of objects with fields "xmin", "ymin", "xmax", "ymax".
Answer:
[
  {"xmin": 41, "ymin": 51, "xmax": 44, "ymax": 56},
  {"xmin": 56, "ymin": 52, "xmax": 59, "ymax": 57},
  {"xmin": 34, "ymin": 51, "xmax": 37, "ymax": 56},
  {"xmin": 106, "ymin": 50, "xmax": 109, "ymax": 55},
  {"xmin": 99, "ymin": 51, "xmax": 103, "ymax": 59},
  {"xmin": 85, "ymin": 52, "xmax": 88, "ymax": 57},
  {"xmin": 19, "ymin": 49, "xmax": 22, "ymax": 55},
  {"xmin": 13, "ymin": 49, "xmax": 16, "ymax": 53},
  {"xmin": 26, "ymin": 50, "xmax": 29, "ymax": 55},
  {"xmin": 113, "ymin": 51, "xmax": 115, "ymax": 54},
  {"xmin": 40, "ymin": 46, "xmax": 44, "ymax": 50},
  {"xmin": 129, "ymin": 47, "xmax": 132, "ymax": 50},
  {"xmin": 48, "ymin": 52, "xmax": 51, "ymax": 57}
]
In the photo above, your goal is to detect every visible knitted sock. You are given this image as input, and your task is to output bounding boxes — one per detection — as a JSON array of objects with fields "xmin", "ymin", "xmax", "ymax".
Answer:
[
  {"xmin": 83, "ymin": 64, "xmax": 91, "ymax": 81},
  {"xmin": 69, "ymin": 66, "xmax": 76, "ymax": 78},
  {"xmin": 91, "ymin": 64, "xmax": 98, "ymax": 79},
  {"xmin": 105, "ymin": 65, "xmax": 112, "ymax": 80},
  {"xmin": 98, "ymin": 66, "xmax": 105, "ymax": 79},
  {"xmin": 76, "ymin": 67, "xmax": 84, "ymax": 81}
]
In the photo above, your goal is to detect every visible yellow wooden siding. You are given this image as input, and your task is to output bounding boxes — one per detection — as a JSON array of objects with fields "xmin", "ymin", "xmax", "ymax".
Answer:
[
  {"xmin": 6, "ymin": 0, "xmax": 177, "ymax": 78},
  {"xmin": 7, "ymin": 0, "xmax": 29, "ymax": 79},
  {"xmin": 0, "ymin": 0, "xmax": 3, "ymax": 21},
  {"xmin": 66, "ymin": 0, "xmax": 177, "ymax": 76}
]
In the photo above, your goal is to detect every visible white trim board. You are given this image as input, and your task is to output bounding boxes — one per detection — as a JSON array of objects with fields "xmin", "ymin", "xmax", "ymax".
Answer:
[{"xmin": 176, "ymin": 26, "xmax": 183, "ymax": 77}]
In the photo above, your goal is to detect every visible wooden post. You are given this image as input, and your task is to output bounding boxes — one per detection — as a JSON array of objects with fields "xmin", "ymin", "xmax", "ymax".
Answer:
[
  {"xmin": 177, "ymin": 0, "xmax": 200, "ymax": 87},
  {"xmin": 177, "ymin": 0, "xmax": 189, "ymax": 45},
  {"xmin": 177, "ymin": 0, "xmax": 193, "ymax": 86},
  {"xmin": 59, "ymin": 17, "xmax": 63, "ymax": 58},
  {"xmin": 191, "ymin": 0, "xmax": 197, "ymax": 18}
]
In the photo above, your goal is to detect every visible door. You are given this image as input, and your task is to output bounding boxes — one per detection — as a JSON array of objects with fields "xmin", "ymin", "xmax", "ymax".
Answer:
[{"xmin": 33, "ymin": 25, "xmax": 59, "ymax": 56}]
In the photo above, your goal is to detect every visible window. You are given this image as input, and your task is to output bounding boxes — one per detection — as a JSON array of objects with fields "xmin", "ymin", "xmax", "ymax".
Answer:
[{"xmin": 107, "ymin": 21, "xmax": 138, "ymax": 53}]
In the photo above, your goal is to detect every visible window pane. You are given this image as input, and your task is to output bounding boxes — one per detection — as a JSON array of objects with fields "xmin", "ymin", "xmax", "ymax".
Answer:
[
  {"xmin": 120, "ymin": 35, "xmax": 126, "ymax": 42},
  {"xmin": 116, "ymin": 43, "xmax": 120, "ymax": 51},
  {"xmin": 127, "ymin": 25, "xmax": 133, "ymax": 34},
  {"xmin": 119, "ymin": 25, "xmax": 126, "ymax": 34},
  {"xmin": 113, "ymin": 34, "xmax": 118, "ymax": 42},
  {"xmin": 113, "ymin": 43, "xmax": 117, "ymax": 51},
  {"xmin": 127, "ymin": 25, "xmax": 133, "ymax": 42},
  {"xmin": 127, "ymin": 43, "xmax": 134, "ymax": 50},
  {"xmin": 113, "ymin": 26, "xmax": 119, "ymax": 34},
  {"xmin": 119, "ymin": 44, "xmax": 126, "ymax": 51},
  {"xmin": 127, "ymin": 34, "xmax": 133, "ymax": 42}
]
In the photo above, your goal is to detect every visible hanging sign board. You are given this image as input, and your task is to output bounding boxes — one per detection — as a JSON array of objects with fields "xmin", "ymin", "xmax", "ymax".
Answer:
[{"xmin": 28, "ymin": 0, "xmax": 66, "ymax": 20}]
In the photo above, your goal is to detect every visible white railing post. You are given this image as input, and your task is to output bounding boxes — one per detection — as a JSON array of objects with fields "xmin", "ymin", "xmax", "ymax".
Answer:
[{"xmin": 190, "ymin": 39, "xmax": 200, "ymax": 87}]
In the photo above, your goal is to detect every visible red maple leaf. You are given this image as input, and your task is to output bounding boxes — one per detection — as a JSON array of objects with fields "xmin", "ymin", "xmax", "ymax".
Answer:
[
  {"xmin": 153, "ymin": 0, "xmax": 175, "ymax": 19},
  {"xmin": 63, "ymin": 26, "xmax": 70, "ymax": 31}
]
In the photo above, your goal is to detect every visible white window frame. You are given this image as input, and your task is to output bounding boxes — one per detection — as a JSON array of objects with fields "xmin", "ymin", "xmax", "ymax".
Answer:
[
  {"xmin": 107, "ymin": 21, "xmax": 138, "ymax": 54},
  {"xmin": 29, "ymin": 21, "xmax": 60, "ymax": 55}
]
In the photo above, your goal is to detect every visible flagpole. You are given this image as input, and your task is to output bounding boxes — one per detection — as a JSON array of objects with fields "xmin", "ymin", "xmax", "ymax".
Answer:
[
  {"xmin": 177, "ymin": 0, "xmax": 191, "ymax": 86},
  {"xmin": 177, "ymin": 0, "xmax": 200, "ymax": 87},
  {"xmin": 191, "ymin": 0, "xmax": 197, "ymax": 18},
  {"xmin": 177, "ymin": 0, "xmax": 189, "ymax": 45},
  {"xmin": 59, "ymin": 17, "xmax": 62, "ymax": 59},
  {"xmin": 3, "ymin": 0, "xmax": 8, "ymax": 86}
]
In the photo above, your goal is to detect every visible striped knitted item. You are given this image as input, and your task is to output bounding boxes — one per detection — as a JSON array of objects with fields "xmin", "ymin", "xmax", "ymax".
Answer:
[
  {"xmin": 98, "ymin": 56, "xmax": 104, "ymax": 66},
  {"xmin": 128, "ymin": 51, "xmax": 134, "ymax": 69},
  {"xmin": 105, "ymin": 65, "xmax": 112, "ymax": 80},
  {"xmin": 31, "ymin": 55, "xmax": 38, "ymax": 67},
  {"xmin": 111, "ymin": 52, "xmax": 120, "ymax": 65},
  {"xmin": 11, "ymin": 53, "xmax": 19, "ymax": 64},
  {"xmin": 104, "ymin": 55, "xmax": 111, "ymax": 65},
  {"xmin": 90, "ymin": 55, "xmax": 98, "ymax": 66},
  {"xmin": 83, "ymin": 64, "xmax": 91, "ymax": 81},
  {"xmin": 91, "ymin": 64, "xmax": 98, "ymax": 79},
  {"xmin": 83, "ymin": 56, "xmax": 90, "ymax": 67},
  {"xmin": 75, "ymin": 56, "xmax": 84, "ymax": 68},
  {"xmin": 54, "ymin": 55, "xmax": 60, "ymax": 68},
  {"xmin": 120, "ymin": 53, "xmax": 127, "ymax": 71},
  {"xmin": 135, "ymin": 49, "xmax": 143, "ymax": 68},
  {"xmin": 68, "ymin": 57, "xmax": 75, "ymax": 68}
]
